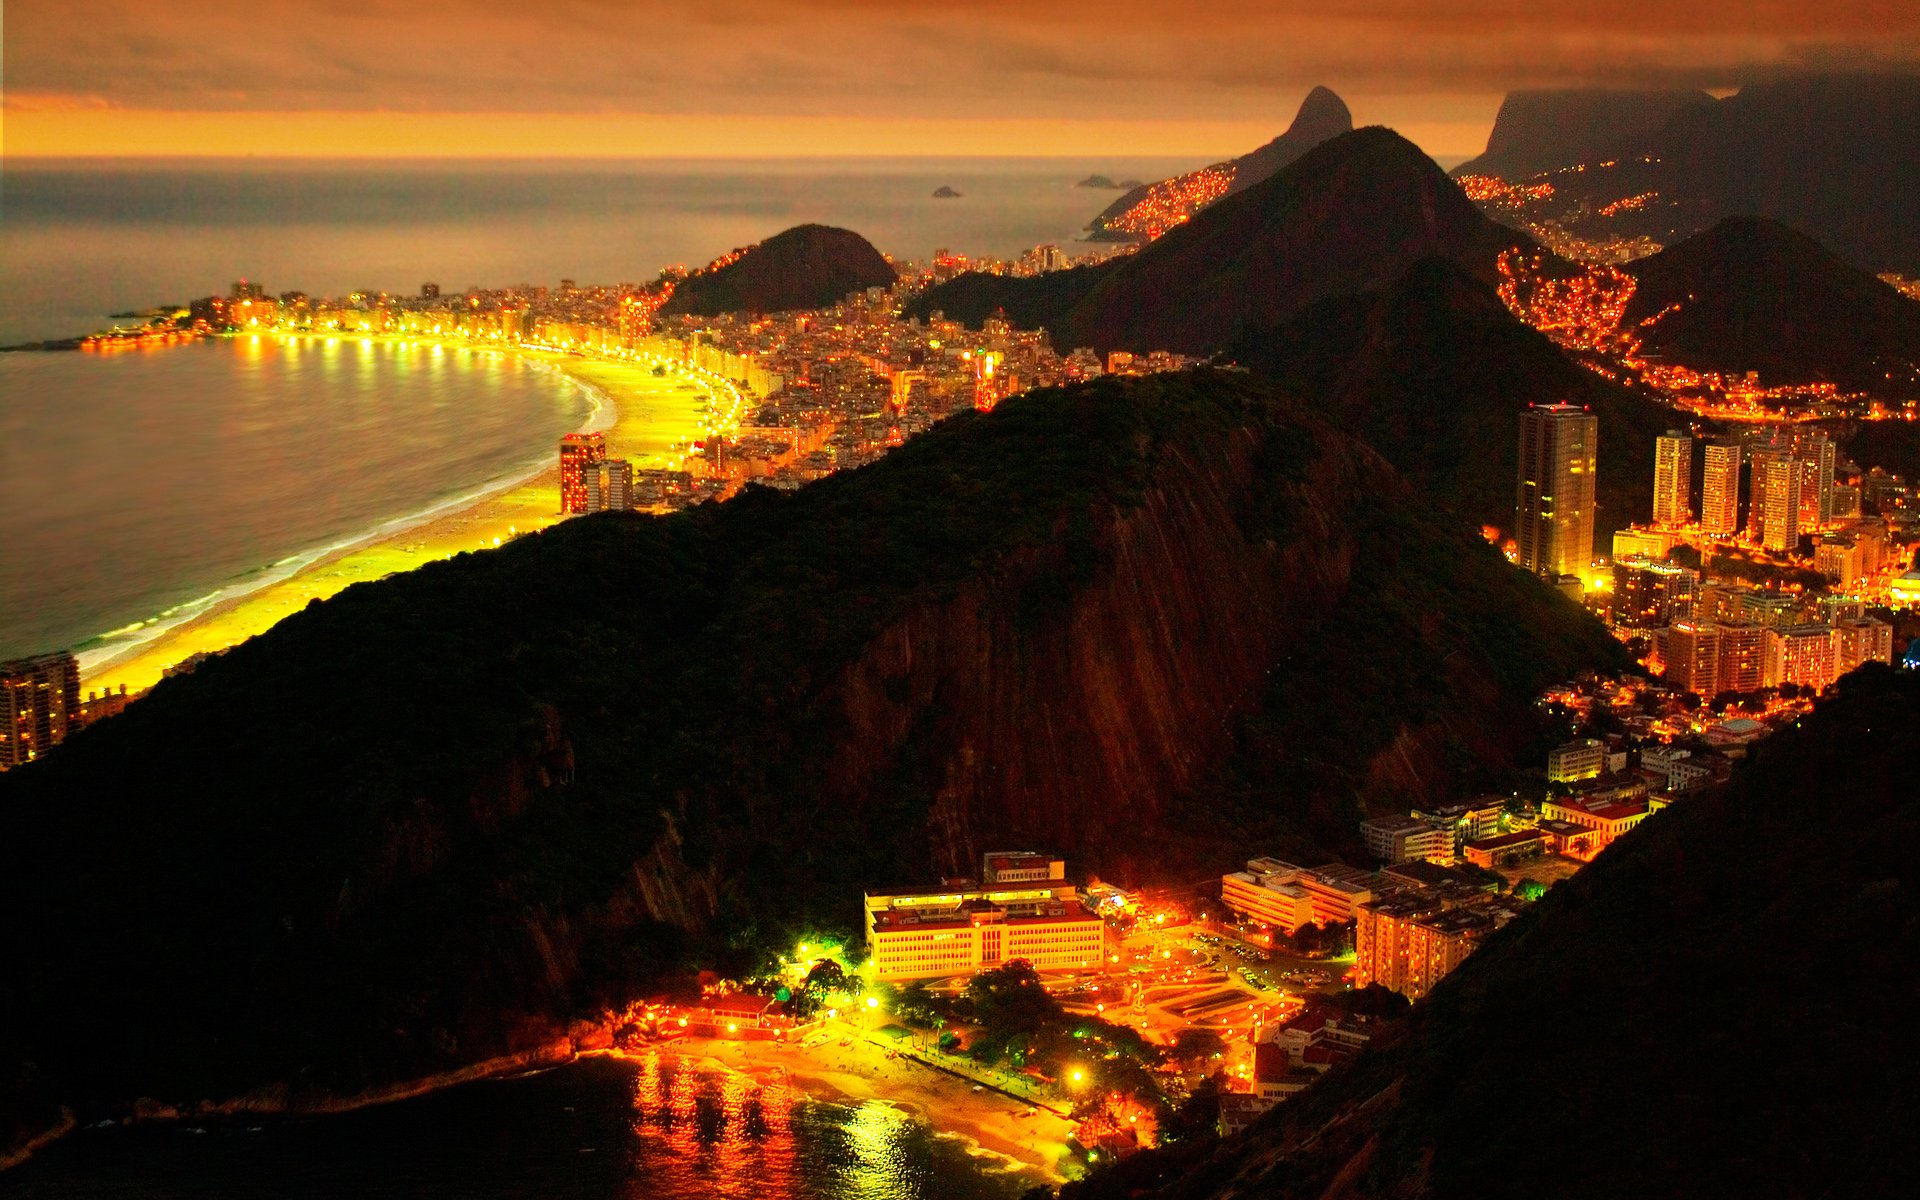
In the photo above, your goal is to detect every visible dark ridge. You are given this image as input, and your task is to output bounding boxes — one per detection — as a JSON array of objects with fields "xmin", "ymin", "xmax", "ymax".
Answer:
[
  {"xmin": 1088, "ymin": 85, "xmax": 1354, "ymax": 234},
  {"xmin": 1235, "ymin": 256, "xmax": 1680, "ymax": 538},
  {"xmin": 1624, "ymin": 215, "xmax": 1920, "ymax": 397},
  {"xmin": 0, "ymin": 372, "xmax": 1621, "ymax": 1143},
  {"xmin": 1061, "ymin": 665, "xmax": 1920, "ymax": 1200},
  {"xmin": 660, "ymin": 223, "xmax": 896, "ymax": 316},
  {"xmin": 1452, "ymin": 87, "xmax": 1713, "ymax": 179},
  {"xmin": 911, "ymin": 127, "xmax": 1542, "ymax": 356}
]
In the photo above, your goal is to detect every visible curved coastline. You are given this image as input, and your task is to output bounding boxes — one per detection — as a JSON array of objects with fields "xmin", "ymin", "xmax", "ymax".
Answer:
[
  {"xmin": 80, "ymin": 336, "xmax": 712, "ymax": 697},
  {"xmin": 75, "ymin": 356, "xmax": 610, "ymax": 681}
]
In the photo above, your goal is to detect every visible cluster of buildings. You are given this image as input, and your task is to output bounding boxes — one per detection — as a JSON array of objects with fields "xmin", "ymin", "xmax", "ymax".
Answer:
[
  {"xmin": 2, "ymin": 653, "xmax": 128, "ymax": 771},
  {"xmin": 1596, "ymin": 426, "xmax": 1918, "ymax": 694},
  {"xmin": 1219, "ymin": 856, "xmax": 1519, "ymax": 1003},
  {"xmin": 862, "ymin": 851, "xmax": 1108, "ymax": 983}
]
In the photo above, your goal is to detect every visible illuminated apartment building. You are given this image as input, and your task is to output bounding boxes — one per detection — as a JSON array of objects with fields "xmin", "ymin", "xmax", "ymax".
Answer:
[
  {"xmin": 1716, "ymin": 621, "xmax": 1768, "ymax": 693},
  {"xmin": 1796, "ymin": 433, "xmax": 1836, "ymax": 529},
  {"xmin": 1665, "ymin": 620, "xmax": 1722, "ymax": 696},
  {"xmin": 1653, "ymin": 430, "xmax": 1692, "ymax": 526},
  {"xmin": 864, "ymin": 852, "xmax": 1104, "ymax": 982},
  {"xmin": 558, "ymin": 432, "xmax": 608, "ymax": 515},
  {"xmin": 1515, "ymin": 403, "xmax": 1599, "ymax": 578},
  {"xmin": 1701, "ymin": 442, "xmax": 1742, "ymax": 537},
  {"xmin": 585, "ymin": 457, "xmax": 634, "ymax": 512},
  {"xmin": 1834, "ymin": 617, "xmax": 1895, "ymax": 673},
  {"xmin": 1765, "ymin": 624, "xmax": 1838, "ymax": 691},
  {"xmin": 1352, "ymin": 897, "xmax": 1496, "ymax": 1001},
  {"xmin": 1753, "ymin": 453, "xmax": 1802, "ymax": 553},
  {"xmin": 1611, "ymin": 555, "xmax": 1696, "ymax": 630},
  {"xmin": 2, "ymin": 652, "xmax": 81, "ymax": 770}
]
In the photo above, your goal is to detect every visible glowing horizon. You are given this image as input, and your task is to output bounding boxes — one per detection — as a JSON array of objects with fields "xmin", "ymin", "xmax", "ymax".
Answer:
[{"xmin": 2, "ymin": 103, "xmax": 1497, "ymax": 162}]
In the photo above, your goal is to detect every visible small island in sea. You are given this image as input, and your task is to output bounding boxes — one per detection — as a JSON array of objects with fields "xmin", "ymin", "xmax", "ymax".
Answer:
[{"xmin": 930, "ymin": 185, "xmax": 961, "ymax": 198}]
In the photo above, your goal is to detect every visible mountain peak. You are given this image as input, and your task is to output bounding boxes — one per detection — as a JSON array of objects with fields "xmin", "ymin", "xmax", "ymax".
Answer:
[
  {"xmin": 660, "ymin": 224, "xmax": 895, "ymax": 316},
  {"xmin": 1227, "ymin": 86, "xmax": 1357, "ymax": 194},
  {"xmin": 1289, "ymin": 85, "xmax": 1353, "ymax": 141}
]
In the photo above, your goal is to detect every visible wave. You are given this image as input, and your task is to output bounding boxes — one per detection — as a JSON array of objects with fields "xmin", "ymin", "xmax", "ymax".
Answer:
[{"xmin": 76, "ymin": 358, "xmax": 603, "ymax": 680}]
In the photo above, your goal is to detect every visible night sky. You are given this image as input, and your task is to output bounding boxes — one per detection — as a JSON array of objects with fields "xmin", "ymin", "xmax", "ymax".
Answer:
[{"xmin": 7, "ymin": 1, "xmax": 1920, "ymax": 157}]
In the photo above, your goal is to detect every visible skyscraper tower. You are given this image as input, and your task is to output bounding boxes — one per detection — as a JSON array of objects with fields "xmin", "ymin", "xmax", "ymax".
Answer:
[
  {"xmin": 1653, "ymin": 430, "xmax": 1693, "ymax": 526},
  {"xmin": 1515, "ymin": 403, "xmax": 1599, "ymax": 579},
  {"xmin": 1795, "ymin": 432, "xmax": 1836, "ymax": 529},
  {"xmin": 1701, "ymin": 442, "xmax": 1741, "ymax": 537},
  {"xmin": 1756, "ymin": 454, "xmax": 1802, "ymax": 553},
  {"xmin": 558, "ymin": 432, "xmax": 608, "ymax": 515}
]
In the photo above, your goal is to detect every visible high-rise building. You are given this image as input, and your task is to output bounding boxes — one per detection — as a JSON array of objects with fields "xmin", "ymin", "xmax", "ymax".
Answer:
[
  {"xmin": 1755, "ymin": 453, "xmax": 1802, "ymax": 553},
  {"xmin": 1515, "ymin": 404, "xmax": 1599, "ymax": 578},
  {"xmin": 1611, "ymin": 555, "xmax": 1696, "ymax": 630},
  {"xmin": 1666, "ymin": 620, "xmax": 1723, "ymax": 696},
  {"xmin": 1653, "ymin": 430, "xmax": 1692, "ymax": 526},
  {"xmin": 1716, "ymin": 621, "xmax": 1767, "ymax": 693},
  {"xmin": 1766, "ymin": 624, "xmax": 1839, "ymax": 691},
  {"xmin": 1834, "ymin": 617, "xmax": 1895, "ymax": 674},
  {"xmin": 1796, "ymin": 433, "xmax": 1837, "ymax": 529},
  {"xmin": 585, "ymin": 457, "xmax": 634, "ymax": 513},
  {"xmin": 558, "ymin": 432, "xmax": 608, "ymax": 515},
  {"xmin": 2, "ymin": 652, "xmax": 82, "ymax": 770},
  {"xmin": 1701, "ymin": 442, "xmax": 1741, "ymax": 537}
]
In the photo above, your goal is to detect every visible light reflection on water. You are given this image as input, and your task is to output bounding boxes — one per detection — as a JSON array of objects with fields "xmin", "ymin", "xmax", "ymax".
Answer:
[{"xmin": 0, "ymin": 1055, "xmax": 1041, "ymax": 1200}]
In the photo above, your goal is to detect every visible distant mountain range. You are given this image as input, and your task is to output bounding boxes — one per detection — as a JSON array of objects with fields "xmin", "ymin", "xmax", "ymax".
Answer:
[
  {"xmin": 1453, "ymin": 87, "xmax": 1713, "ymax": 179},
  {"xmin": 1087, "ymin": 86, "xmax": 1354, "ymax": 241},
  {"xmin": 1062, "ymin": 665, "xmax": 1920, "ymax": 1200},
  {"xmin": 912, "ymin": 127, "xmax": 1538, "ymax": 356},
  {"xmin": 660, "ymin": 224, "xmax": 895, "ymax": 316},
  {"xmin": 1458, "ymin": 74, "xmax": 1920, "ymax": 274},
  {"xmin": 1623, "ymin": 215, "xmax": 1920, "ymax": 397}
]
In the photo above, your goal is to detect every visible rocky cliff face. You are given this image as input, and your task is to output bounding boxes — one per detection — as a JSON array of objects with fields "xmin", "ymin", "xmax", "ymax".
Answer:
[{"xmin": 0, "ymin": 372, "xmax": 1619, "ymax": 1139}]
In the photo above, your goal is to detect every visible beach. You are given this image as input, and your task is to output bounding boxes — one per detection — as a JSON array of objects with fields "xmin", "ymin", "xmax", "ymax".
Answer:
[
  {"xmin": 646, "ymin": 1032, "xmax": 1080, "ymax": 1185},
  {"xmin": 81, "ymin": 339, "xmax": 716, "ymax": 697}
]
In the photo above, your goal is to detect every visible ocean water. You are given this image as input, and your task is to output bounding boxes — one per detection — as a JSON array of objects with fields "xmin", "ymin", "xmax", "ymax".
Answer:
[
  {"xmin": 0, "ymin": 1054, "xmax": 1047, "ymax": 1200},
  {"xmin": 0, "ymin": 157, "xmax": 1197, "ymax": 346},
  {"xmin": 0, "ymin": 336, "xmax": 596, "ymax": 664},
  {"xmin": 0, "ymin": 157, "xmax": 1193, "ymax": 667}
]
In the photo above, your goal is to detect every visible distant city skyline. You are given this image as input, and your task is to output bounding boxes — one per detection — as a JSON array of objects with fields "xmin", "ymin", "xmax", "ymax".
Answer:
[{"xmin": 8, "ymin": 1, "xmax": 1918, "ymax": 159}]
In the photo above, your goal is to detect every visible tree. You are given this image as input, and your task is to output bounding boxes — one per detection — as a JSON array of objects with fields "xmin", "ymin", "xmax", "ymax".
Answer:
[{"xmin": 1170, "ymin": 1027, "xmax": 1228, "ymax": 1067}]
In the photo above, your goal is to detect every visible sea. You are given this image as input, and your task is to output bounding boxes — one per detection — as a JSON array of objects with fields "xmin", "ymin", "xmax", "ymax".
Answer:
[
  {"xmin": 0, "ymin": 157, "xmax": 1182, "ymax": 1196},
  {"xmin": 0, "ymin": 156, "xmax": 1194, "ymax": 666},
  {"xmin": 1, "ymin": 1054, "xmax": 1049, "ymax": 1200}
]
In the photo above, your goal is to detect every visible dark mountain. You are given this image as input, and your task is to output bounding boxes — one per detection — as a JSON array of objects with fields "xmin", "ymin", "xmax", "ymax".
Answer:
[
  {"xmin": 1461, "ymin": 75, "xmax": 1920, "ymax": 274},
  {"xmin": 1088, "ymin": 86, "xmax": 1353, "ymax": 239},
  {"xmin": 0, "ymin": 372, "xmax": 1622, "ymax": 1154},
  {"xmin": 1226, "ymin": 85, "xmax": 1356, "ymax": 196},
  {"xmin": 1235, "ymin": 257, "xmax": 1678, "ymax": 538},
  {"xmin": 913, "ymin": 128, "xmax": 1540, "ymax": 356},
  {"xmin": 1623, "ymin": 216, "xmax": 1920, "ymax": 396},
  {"xmin": 1452, "ymin": 87, "xmax": 1712, "ymax": 179},
  {"xmin": 1062, "ymin": 664, "xmax": 1920, "ymax": 1200},
  {"xmin": 660, "ymin": 224, "xmax": 895, "ymax": 316}
]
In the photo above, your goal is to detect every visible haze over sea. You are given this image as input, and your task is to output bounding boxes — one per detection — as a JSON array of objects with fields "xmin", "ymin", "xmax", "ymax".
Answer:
[{"xmin": 0, "ymin": 156, "xmax": 1192, "ymax": 667}]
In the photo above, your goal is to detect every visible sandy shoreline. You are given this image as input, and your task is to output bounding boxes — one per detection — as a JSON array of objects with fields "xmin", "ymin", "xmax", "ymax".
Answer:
[
  {"xmin": 81, "ymin": 337, "xmax": 714, "ymax": 697},
  {"xmin": 648, "ymin": 1033, "xmax": 1078, "ymax": 1185}
]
